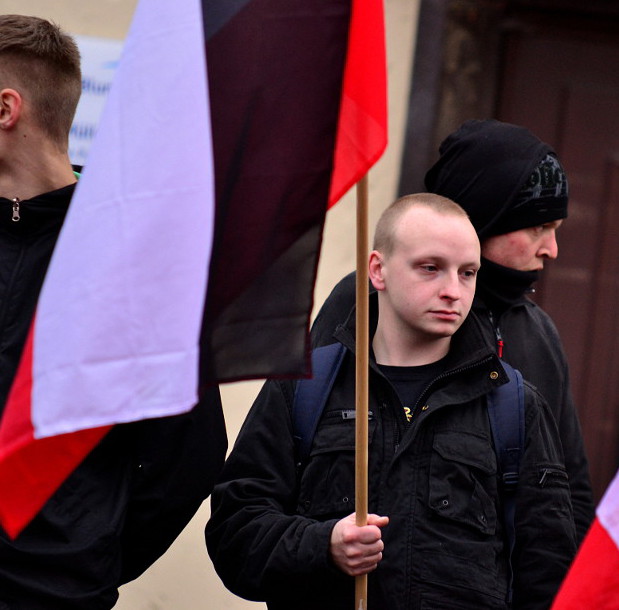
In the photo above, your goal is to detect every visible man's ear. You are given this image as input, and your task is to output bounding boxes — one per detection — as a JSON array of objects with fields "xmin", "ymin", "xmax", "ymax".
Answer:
[
  {"xmin": 0, "ymin": 88, "xmax": 22, "ymax": 131},
  {"xmin": 369, "ymin": 250, "xmax": 386, "ymax": 291}
]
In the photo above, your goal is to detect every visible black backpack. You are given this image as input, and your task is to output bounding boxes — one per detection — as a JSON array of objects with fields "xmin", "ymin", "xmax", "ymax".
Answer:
[{"xmin": 292, "ymin": 341, "xmax": 524, "ymax": 604}]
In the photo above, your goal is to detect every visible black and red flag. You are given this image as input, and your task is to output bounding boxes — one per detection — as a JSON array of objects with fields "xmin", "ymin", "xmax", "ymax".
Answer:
[{"xmin": 201, "ymin": 0, "xmax": 387, "ymax": 382}]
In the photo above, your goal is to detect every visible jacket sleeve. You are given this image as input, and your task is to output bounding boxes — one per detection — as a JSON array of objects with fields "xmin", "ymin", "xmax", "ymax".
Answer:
[
  {"xmin": 511, "ymin": 385, "xmax": 578, "ymax": 610},
  {"xmin": 119, "ymin": 384, "xmax": 228, "ymax": 583},
  {"xmin": 557, "ymin": 370, "xmax": 595, "ymax": 542},
  {"xmin": 500, "ymin": 304, "xmax": 594, "ymax": 542},
  {"xmin": 205, "ymin": 379, "xmax": 340, "ymax": 602},
  {"xmin": 529, "ymin": 308, "xmax": 594, "ymax": 542}
]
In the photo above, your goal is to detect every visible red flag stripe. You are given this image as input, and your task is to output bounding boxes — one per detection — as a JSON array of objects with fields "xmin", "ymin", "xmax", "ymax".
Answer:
[
  {"xmin": 328, "ymin": 0, "xmax": 388, "ymax": 207},
  {"xmin": 0, "ymin": 323, "xmax": 110, "ymax": 538},
  {"xmin": 551, "ymin": 517, "xmax": 619, "ymax": 609},
  {"xmin": 0, "ymin": 0, "xmax": 214, "ymax": 537}
]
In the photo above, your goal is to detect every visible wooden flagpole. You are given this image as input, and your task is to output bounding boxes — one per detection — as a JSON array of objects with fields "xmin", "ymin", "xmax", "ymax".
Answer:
[{"xmin": 355, "ymin": 174, "xmax": 370, "ymax": 610}]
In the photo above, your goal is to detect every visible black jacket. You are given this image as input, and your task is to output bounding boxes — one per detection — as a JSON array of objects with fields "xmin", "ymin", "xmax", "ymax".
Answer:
[
  {"xmin": 311, "ymin": 271, "xmax": 595, "ymax": 542},
  {"xmin": 0, "ymin": 185, "xmax": 227, "ymax": 609},
  {"xmin": 206, "ymin": 296, "xmax": 577, "ymax": 609},
  {"xmin": 472, "ymin": 292, "xmax": 593, "ymax": 541}
]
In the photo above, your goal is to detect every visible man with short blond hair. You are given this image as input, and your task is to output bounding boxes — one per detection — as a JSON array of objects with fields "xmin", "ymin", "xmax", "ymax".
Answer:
[
  {"xmin": 373, "ymin": 192, "xmax": 468, "ymax": 255},
  {"xmin": 206, "ymin": 193, "xmax": 576, "ymax": 609}
]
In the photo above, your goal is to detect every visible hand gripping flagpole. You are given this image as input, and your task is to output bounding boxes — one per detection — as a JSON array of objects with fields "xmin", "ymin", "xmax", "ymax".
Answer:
[{"xmin": 355, "ymin": 174, "xmax": 370, "ymax": 610}]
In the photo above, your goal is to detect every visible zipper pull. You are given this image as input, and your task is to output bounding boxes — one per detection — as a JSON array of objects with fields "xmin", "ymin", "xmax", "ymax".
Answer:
[
  {"xmin": 488, "ymin": 311, "xmax": 504, "ymax": 358},
  {"xmin": 11, "ymin": 197, "xmax": 20, "ymax": 222}
]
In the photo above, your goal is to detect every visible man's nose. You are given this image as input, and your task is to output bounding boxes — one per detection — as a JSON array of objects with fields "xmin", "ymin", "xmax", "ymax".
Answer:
[
  {"xmin": 539, "ymin": 231, "xmax": 559, "ymax": 259},
  {"xmin": 439, "ymin": 272, "xmax": 461, "ymax": 300}
]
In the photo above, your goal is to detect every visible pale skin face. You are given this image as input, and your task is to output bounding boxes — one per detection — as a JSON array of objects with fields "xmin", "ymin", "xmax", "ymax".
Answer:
[
  {"xmin": 481, "ymin": 219, "xmax": 563, "ymax": 271},
  {"xmin": 369, "ymin": 205, "xmax": 481, "ymax": 366}
]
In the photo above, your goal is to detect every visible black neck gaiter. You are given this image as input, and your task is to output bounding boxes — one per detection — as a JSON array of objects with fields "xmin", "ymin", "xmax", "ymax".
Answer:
[{"xmin": 476, "ymin": 257, "xmax": 538, "ymax": 316}]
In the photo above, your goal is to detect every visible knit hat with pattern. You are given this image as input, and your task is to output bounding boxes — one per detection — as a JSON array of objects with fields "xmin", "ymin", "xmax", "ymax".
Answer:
[{"xmin": 424, "ymin": 119, "xmax": 568, "ymax": 239}]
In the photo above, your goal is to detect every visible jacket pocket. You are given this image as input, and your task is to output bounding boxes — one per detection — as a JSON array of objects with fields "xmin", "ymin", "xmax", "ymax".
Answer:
[
  {"xmin": 429, "ymin": 430, "xmax": 498, "ymax": 534},
  {"xmin": 538, "ymin": 465, "xmax": 569, "ymax": 489},
  {"xmin": 296, "ymin": 412, "xmax": 375, "ymax": 519}
]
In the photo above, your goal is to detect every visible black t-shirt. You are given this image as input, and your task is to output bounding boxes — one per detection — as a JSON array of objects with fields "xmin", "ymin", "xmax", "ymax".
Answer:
[{"xmin": 378, "ymin": 358, "xmax": 447, "ymax": 422}]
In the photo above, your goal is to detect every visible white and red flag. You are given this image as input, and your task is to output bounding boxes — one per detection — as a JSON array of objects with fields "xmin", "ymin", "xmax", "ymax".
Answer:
[
  {"xmin": 552, "ymin": 469, "xmax": 619, "ymax": 609},
  {"xmin": 0, "ymin": 0, "xmax": 215, "ymax": 538},
  {"xmin": 0, "ymin": 0, "xmax": 388, "ymax": 538}
]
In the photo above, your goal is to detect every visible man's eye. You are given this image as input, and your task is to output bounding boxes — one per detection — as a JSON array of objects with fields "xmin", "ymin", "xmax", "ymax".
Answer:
[
  {"xmin": 421, "ymin": 265, "xmax": 437, "ymax": 272},
  {"xmin": 462, "ymin": 270, "xmax": 477, "ymax": 278}
]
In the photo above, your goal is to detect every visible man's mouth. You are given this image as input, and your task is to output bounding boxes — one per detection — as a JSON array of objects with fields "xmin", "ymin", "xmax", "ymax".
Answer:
[{"xmin": 431, "ymin": 310, "xmax": 460, "ymax": 321}]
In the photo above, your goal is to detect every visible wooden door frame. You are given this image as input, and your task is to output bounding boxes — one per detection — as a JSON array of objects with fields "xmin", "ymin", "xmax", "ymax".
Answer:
[{"xmin": 398, "ymin": 0, "xmax": 619, "ymax": 196}]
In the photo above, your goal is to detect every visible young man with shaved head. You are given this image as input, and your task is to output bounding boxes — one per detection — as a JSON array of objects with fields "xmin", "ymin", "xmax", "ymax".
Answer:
[{"xmin": 207, "ymin": 193, "xmax": 576, "ymax": 609}]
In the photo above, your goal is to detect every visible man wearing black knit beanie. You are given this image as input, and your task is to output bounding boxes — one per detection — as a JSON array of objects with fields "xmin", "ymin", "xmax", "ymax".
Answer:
[{"xmin": 311, "ymin": 119, "xmax": 594, "ymax": 544}]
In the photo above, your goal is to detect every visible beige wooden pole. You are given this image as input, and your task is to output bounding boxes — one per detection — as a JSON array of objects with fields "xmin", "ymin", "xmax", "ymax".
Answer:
[{"xmin": 355, "ymin": 174, "xmax": 369, "ymax": 610}]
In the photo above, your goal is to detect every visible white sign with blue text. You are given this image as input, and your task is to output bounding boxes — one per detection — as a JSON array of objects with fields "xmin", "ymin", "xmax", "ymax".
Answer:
[{"xmin": 69, "ymin": 35, "xmax": 124, "ymax": 167}]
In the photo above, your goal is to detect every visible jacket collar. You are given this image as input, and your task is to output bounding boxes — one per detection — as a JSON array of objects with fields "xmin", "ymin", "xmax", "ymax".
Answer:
[
  {"xmin": 334, "ymin": 292, "xmax": 510, "ymax": 407},
  {"xmin": 0, "ymin": 183, "xmax": 75, "ymax": 234},
  {"xmin": 335, "ymin": 292, "xmax": 501, "ymax": 372}
]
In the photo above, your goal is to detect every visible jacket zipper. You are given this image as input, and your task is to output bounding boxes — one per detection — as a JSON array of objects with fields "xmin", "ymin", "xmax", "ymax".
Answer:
[
  {"xmin": 539, "ymin": 467, "xmax": 568, "ymax": 487},
  {"xmin": 387, "ymin": 355, "xmax": 496, "ymax": 457},
  {"xmin": 11, "ymin": 197, "xmax": 20, "ymax": 222},
  {"xmin": 487, "ymin": 310, "xmax": 504, "ymax": 357}
]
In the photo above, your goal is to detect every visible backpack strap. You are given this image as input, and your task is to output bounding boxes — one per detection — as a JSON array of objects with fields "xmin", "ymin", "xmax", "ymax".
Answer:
[
  {"xmin": 292, "ymin": 342, "xmax": 346, "ymax": 465},
  {"xmin": 487, "ymin": 361, "xmax": 525, "ymax": 605}
]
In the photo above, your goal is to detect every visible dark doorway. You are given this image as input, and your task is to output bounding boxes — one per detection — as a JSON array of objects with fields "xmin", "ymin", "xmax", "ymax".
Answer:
[
  {"xmin": 399, "ymin": 0, "xmax": 619, "ymax": 499},
  {"xmin": 497, "ymin": 9, "xmax": 619, "ymax": 500}
]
